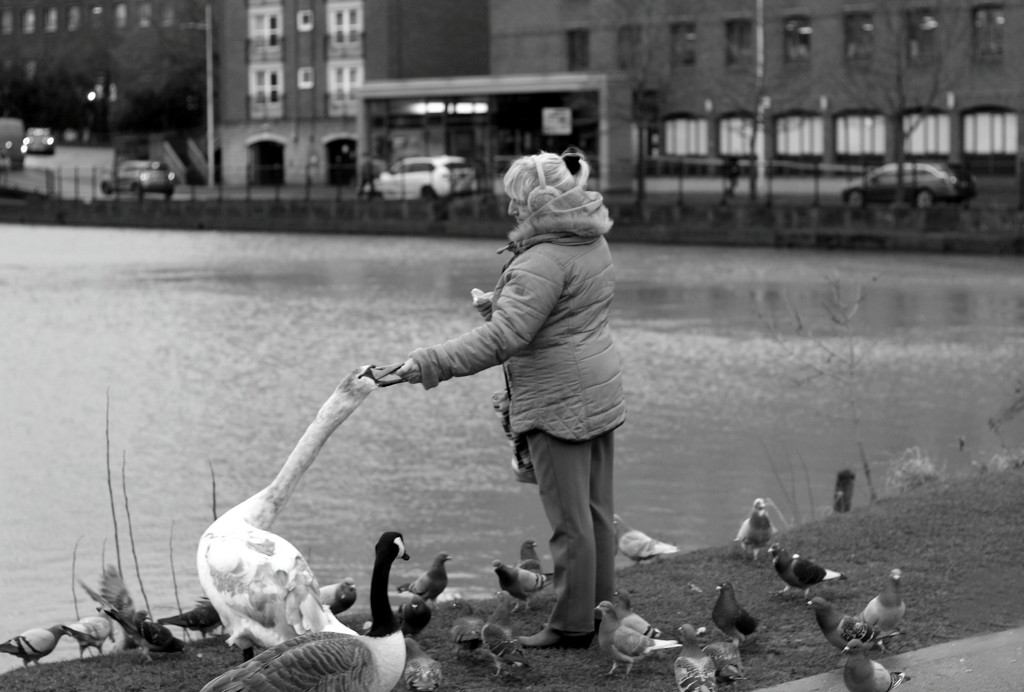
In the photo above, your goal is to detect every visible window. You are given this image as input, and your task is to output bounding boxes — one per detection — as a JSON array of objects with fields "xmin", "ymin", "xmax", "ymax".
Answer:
[
  {"xmin": 297, "ymin": 9, "xmax": 313, "ymax": 32},
  {"xmin": 973, "ymin": 6, "xmax": 1004, "ymax": 61},
  {"xmin": 66, "ymin": 5, "xmax": 80, "ymax": 31},
  {"xmin": 663, "ymin": 116, "xmax": 708, "ymax": 156},
  {"xmin": 25, "ymin": 60, "xmax": 37, "ymax": 80},
  {"xmin": 328, "ymin": 2, "xmax": 362, "ymax": 43},
  {"xmin": 725, "ymin": 19, "xmax": 753, "ymax": 66},
  {"xmin": 617, "ymin": 25, "xmax": 641, "ymax": 71},
  {"xmin": 1, "ymin": 10, "xmax": 12, "ymax": 35},
  {"xmin": 775, "ymin": 115, "xmax": 823, "ymax": 156},
  {"xmin": 719, "ymin": 115, "xmax": 754, "ymax": 155},
  {"xmin": 963, "ymin": 110, "xmax": 1017, "ymax": 155},
  {"xmin": 21, "ymin": 8, "xmax": 36, "ymax": 33},
  {"xmin": 138, "ymin": 2, "xmax": 151, "ymax": 28},
  {"xmin": 783, "ymin": 16, "xmax": 812, "ymax": 63},
  {"xmin": 903, "ymin": 112, "xmax": 950, "ymax": 156},
  {"xmin": 670, "ymin": 22, "xmax": 696, "ymax": 67},
  {"xmin": 44, "ymin": 7, "xmax": 58, "ymax": 32},
  {"xmin": 836, "ymin": 114, "xmax": 886, "ymax": 156},
  {"xmin": 251, "ymin": 67, "xmax": 283, "ymax": 104},
  {"xmin": 906, "ymin": 9, "xmax": 939, "ymax": 64},
  {"xmin": 844, "ymin": 12, "xmax": 874, "ymax": 62},
  {"xmin": 160, "ymin": 5, "xmax": 174, "ymax": 26},
  {"xmin": 567, "ymin": 29, "xmax": 589, "ymax": 71},
  {"xmin": 297, "ymin": 66, "xmax": 314, "ymax": 89},
  {"xmin": 328, "ymin": 62, "xmax": 362, "ymax": 100},
  {"xmin": 114, "ymin": 2, "xmax": 127, "ymax": 29},
  {"xmin": 250, "ymin": 9, "xmax": 282, "ymax": 49}
]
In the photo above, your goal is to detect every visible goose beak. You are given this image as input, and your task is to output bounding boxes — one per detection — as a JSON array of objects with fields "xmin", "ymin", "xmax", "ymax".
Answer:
[{"xmin": 362, "ymin": 363, "xmax": 407, "ymax": 387}]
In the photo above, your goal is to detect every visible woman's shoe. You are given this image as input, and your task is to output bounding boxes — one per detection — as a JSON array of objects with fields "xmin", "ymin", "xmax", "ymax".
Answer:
[{"xmin": 519, "ymin": 627, "xmax": 594, "ymax": 650}]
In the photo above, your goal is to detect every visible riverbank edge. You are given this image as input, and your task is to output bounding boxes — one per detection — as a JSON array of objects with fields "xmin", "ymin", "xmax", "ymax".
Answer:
[
  {"xmin": 2, "ymin": 194, "xmax": 1023, "ymax": 255},
  {"xmin": 2, "ymin": 463, "xmax": 1023, "ymax": 691}
]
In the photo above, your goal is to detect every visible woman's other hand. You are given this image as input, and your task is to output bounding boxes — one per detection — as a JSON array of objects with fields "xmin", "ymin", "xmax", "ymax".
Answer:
[{"xmin": 471, "ymin": 288, "xmax": 494, "ymax": 321}]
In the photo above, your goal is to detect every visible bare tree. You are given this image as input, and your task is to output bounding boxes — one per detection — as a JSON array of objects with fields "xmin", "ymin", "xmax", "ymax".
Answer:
[{"xmin": 838, "ymin": 1, "xmax": 971, "ymax": 202}]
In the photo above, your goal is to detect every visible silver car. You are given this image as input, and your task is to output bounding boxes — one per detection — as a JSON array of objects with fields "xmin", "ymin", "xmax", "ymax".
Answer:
[{"xmin": 374, "ymin": 155, "xmax": 477, "ymax": 200}]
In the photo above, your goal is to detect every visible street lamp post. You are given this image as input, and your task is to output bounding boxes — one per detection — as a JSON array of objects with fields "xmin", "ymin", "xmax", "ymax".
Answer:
[{"xmin": 205, "ymin": 1, "xmax": 215, "ymax": 188}]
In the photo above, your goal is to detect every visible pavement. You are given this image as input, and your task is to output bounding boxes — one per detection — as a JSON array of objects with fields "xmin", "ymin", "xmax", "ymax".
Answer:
[{"xmin": 752, "ymin": 627, "xmax": 1024, "ymax": 691}]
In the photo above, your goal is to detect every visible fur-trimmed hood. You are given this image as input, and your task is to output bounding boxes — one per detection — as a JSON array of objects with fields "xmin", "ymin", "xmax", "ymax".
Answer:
[{"xmin": 507, "ymin": 187, "xmax": 613, "ymax": 248}]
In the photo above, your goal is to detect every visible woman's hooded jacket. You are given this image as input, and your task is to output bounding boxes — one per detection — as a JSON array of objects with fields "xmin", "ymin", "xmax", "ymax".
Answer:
[{"xmin": 407, "ymin": 186, "xmax": 625, "ymax": 441}]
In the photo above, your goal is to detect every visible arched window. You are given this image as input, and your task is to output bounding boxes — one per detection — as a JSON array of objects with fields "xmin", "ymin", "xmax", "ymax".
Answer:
[
  {"xmin": 902, "ymin": 111, "xmax": 950, "ymax": 156},
  {"xmin": 663, "ymin": 115, "xmax": 709, "ymax": 156},
  {"xmin": 963, "ymin": 108, "xmax": 1018, "ymax": 174},
  {"xmin": 718, "ymin": 115, "xmax": 754, "ymax": 156},
  {"xmin": 774, "ymin": 113, "xmax": 823, "ymax": 158}
]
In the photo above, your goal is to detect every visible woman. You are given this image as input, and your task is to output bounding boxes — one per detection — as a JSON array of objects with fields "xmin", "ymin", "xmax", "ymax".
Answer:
[{"xmin": 395, "ymin": 147, "xmax": 625, "ymax": 649}]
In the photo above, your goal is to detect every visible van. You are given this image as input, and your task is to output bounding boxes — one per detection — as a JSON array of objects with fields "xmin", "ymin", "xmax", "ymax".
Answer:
[{"xmin": 0, "ymin": 117, "xmax": 26, "ymax": 170}]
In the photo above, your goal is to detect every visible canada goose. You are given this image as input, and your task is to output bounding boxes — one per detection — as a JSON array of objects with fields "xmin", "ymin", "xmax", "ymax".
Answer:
[
  {"xmin": 199, "ymin": 531, "xmax": 410, "ymax": 692},
  {"xmin": 196, "ymin": 366, "xmax": 383, "ymax": 659}
]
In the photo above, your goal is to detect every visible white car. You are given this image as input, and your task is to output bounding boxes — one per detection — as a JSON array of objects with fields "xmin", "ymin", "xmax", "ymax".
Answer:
[{"xmin": 373, "ymin": 155, "xmax": 477, "ymax": 200}]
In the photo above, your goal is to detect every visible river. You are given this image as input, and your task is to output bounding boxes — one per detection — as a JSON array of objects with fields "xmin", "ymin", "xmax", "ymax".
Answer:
[{"xmin": 1, "ymin": 223, "xmax": 1022, "ymax": 672}]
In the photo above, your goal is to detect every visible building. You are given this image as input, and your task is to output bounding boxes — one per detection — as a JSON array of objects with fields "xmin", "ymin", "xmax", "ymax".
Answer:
[{"xmin": 217, "ymin": 0, "xmax": 367, "ymax": 187}]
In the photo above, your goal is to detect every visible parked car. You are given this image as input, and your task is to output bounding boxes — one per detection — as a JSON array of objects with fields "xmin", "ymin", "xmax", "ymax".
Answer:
[
  {"xmin": 841, "ymin": 162, "xmax": 977, "ymax": 209},
  {"xmin": 0, "ymin": 116, "xmax": 26, "ymax": 170},
  {"xmin": 21, "ymin": 127, "xmax": 55, "ymax": 155},
  {"xmin": 100, "ymin": 160, "xmax": 177, "ymax": 199},
  {"xmin": 373, "ymin": 155, "xmax": 477, "ymax": 200}
]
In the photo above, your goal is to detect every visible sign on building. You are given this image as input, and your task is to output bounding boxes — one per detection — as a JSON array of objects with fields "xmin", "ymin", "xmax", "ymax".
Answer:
[{"xmin": 541, "ymin": 107, "xmax": 573, "ymax": 136}]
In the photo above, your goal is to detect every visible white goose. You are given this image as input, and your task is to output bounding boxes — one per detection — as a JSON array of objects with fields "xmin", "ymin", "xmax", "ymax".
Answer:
[
  {"xmin": 196, "ymin": 365, "xmax": 389, "ymax": 660},
  {"xmin": 199, "ymin": 531, "xmax": 410, "ymax": 692}
]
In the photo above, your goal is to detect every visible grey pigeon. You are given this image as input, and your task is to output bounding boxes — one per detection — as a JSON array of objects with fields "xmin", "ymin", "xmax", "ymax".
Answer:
[
  {"xmin": 402, "ymin": 636, "xmax": 443, "ymax": 691},
  {"xmin": 842, "ymin": 639, "xmax": 908, "ymax": 691},
  {"xmin": 858, "ymin": 568, "xmax": 906, "ymax": 650},
  {"xmin": 481, "ymin": 592, "xmax": 528, "ymax": 675},
  {"xmin": 672, "ymin": 623, "xmax": 718, "ymax": 691},
  {"xmin": 712, "ymin": 581, "xmax": 758, "ymax": 647},
  {"xmin": 613, "ymin": 589, "xmax": 662, "ymax": 638},
  {"xmin": 734, "ymin": 497, "xmax": 775, "ymax": 560},
  {"xmin": 809, "ymin": 597, "xmax": 895, "ymax": 651},
  {"xmin": 397, "ymin": 552, "xmax": 451, "ymax": 604}
]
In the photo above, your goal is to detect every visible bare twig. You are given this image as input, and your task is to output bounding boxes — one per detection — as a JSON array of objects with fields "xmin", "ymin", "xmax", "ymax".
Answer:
[
  {"xmin": 122, "ymin": 451, "xmax": 151, "ymax": 615},
  {"xmin": 72, "ymin": 535, "xmax": 84, "ymax": 620},
  {"xmin": 170, "ymin": 520, "xmax": 182, "ymax": 615},
  {"xmin": 105, "ymin": 389, "xmax": 123, "ymax": 575},
  {"xmin": 760, "ymin": 439, "xmax": 801, "ymax": 525},
  {"xmin": 208, "ymin": 460, "xmax": 218, "ymax": 521}
]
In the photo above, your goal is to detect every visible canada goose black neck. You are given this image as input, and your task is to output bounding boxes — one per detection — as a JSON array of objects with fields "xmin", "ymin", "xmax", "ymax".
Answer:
[{"xmin": 367, "ymin": 532, "xmax": 408, "ymax": 638}]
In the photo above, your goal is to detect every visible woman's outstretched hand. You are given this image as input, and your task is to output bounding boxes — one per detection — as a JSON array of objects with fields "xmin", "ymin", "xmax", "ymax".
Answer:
[
  {"xmin": 395, "ymin": 358, "xmax": 421, "ymax": 384},
  {"xmin": 471, "ymin": 288, "xmax": 494, "ymax": 321}
]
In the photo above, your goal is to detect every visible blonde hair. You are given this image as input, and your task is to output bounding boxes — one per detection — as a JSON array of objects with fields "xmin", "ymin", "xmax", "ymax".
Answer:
[{"xmin": 503, "ymin": 149, "xmax": 592, "ymax": 212}]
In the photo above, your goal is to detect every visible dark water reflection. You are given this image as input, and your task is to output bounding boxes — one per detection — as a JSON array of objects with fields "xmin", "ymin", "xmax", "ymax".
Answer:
[{"xmin": 1, "ymin": 225, "xmax": 1022, "ymax": 671}]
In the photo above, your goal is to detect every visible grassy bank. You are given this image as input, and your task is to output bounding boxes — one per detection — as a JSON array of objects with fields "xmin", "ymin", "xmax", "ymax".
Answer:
[{"xmin": 4, "ymin": 466, "xmax": 1023, "ymax": 691}]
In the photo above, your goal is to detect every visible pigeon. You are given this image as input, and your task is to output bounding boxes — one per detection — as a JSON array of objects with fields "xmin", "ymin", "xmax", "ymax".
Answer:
[
  {"xmin": 858, "ymin": 568, "xmax": 906, "ymax": 646},
  {"xmin": 157, "ymin": 596, "xmax": 222, "ymax": 637},
  {"xmin": 711, "ymin": 582, "xmax": 758, "ymax": 647},
  {"xmin": 516, "ymin": 539, "xmax": 544, "ymax": 573},
  {"xmin": 319, "ymin": 577, "xmax": 358, "ymax": 616},
  {"xmin": 842, "ymin": 638, "xmax": 908, "ymax": 691},
  {"xmin": 493, "ymin": 559, "xmax": 551, "ymax": 610},
  {"xmin": 105, "ymin": 608, "xmax": 186, "ymax": 657},
  {"xmin": 672, "ymin": 623, "xmax": 718, "ymax": 691},
  {"xmin": 613, "ymin": 513, "xmax": 680, "ymax": 563},
  {"xmin": 61, "ymin": 612, "xmax": 114, "ymax": 657},
  {"xmin": 397, "ymin": 552, "xmax": 451, "ymax": 604},
  {"xmin": 447, "ymin": 598, "xmax": 484, "ymax": 658},
  {"xmin": 809, "ymin": 597, "xmax": 894, "ymax": 651},
  {"xmin": 0, "ymin": 625, "xmax": 65, "ymax": 666},
  {"xmin": 768, "ymin": 543, "xmax": 847, "ymax": 597},
  {"xmin": 702, "ymin": 637, "xmax": 745, "ymax": 683},
  {"xmin": 398, "ymin": 594, "xmax": 433, "ymax": 638},
  {"xmin": 480, "ymin": 592, "xmax": 529, "ymax": 675},
  {"xmin": 594, "ymin": 600, "xmax": 679, "ymax": 676},
  {"xmin": 402, "ymin": 636, "xmax": 443, "ymax": 691},
  {"xmin": 613, "ymin": 589, "xmax": 662, "ymax": 638},
  {"xmin": 734, "ymin": 497, "xmax": 776, "ymax": 560}
]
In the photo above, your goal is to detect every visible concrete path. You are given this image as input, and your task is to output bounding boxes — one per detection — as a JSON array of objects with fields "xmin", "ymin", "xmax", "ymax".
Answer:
[{"xmin": 753, "ymin": 627, "xmax": 1024, "ymax": 692}]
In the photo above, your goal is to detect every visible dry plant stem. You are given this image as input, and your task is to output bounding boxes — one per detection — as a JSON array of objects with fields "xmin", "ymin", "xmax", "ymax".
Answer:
[
  {"xmin": 122, "ymin": 451, "xmax": 151, "ymax": 616},
  {"xmin": 761, "ymin": 438, "xmax": 801, "ymax": 525},
  {"xmin": 72, "ymin": 535, "xmax": 83, "ymax": 620},
  {"xmin": 105, "ymin": 389, "xmax": 123, "ymax": 575},
  {"xmin": 169, "ymin": 521, "xmax": 187, "ymax": 640},
  {"xmin": 207, "ymin": 460, "xmax": 217, "ymax": 521}
]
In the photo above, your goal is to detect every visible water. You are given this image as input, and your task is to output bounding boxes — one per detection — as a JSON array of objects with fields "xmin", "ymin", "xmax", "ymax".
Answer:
[{"xmin": 2, "ymin": 224, "xmax": 1022, "ymax": 672}]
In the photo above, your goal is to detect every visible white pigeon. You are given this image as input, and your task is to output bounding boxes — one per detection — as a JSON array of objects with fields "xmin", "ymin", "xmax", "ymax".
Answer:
[
  {"xmin": 61, "ymin": 612, "xmax": 114, "ymax": 658},
  {"xmin": 613, "ymin": 514, "xmax": 680, "ymax": 563}
]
